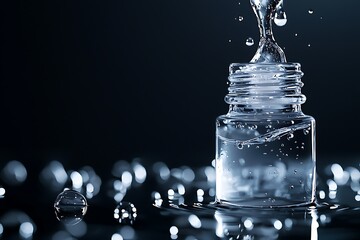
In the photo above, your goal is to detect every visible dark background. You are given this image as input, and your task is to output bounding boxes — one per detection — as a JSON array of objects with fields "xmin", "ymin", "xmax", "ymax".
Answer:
[{"xmin": 1, "ymin": 0, "xmax": 359, "ymax": 171}]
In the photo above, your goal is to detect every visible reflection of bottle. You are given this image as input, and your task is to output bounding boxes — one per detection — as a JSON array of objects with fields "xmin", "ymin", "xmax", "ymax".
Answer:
[{"xmin": 215, "ymin": 63, "xmax": 316, "ymax": 207}]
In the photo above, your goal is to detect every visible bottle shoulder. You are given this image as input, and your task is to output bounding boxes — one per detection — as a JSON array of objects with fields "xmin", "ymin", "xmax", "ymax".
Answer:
[{"xmin": 217, "ymin": 112, "xmax": 315, "ymax": 123}]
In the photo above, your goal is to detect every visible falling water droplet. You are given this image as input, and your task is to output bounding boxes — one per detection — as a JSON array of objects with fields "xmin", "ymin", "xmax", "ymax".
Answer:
[
  {"xmin": 54, "ymin": 190, "xmax": 88, "ymax": 225},
  {"xmin": 274, "ymin": 10, "xmax": 287, "ymax": 26},
  {"xmin": 246, "ymin": 37, "xmax": 254, "ymax": 46},
  {"xmin": 308, "ymin": 9, "xmax": 314, "ymax": 14},
  {"xmin": 114, "ymin": 202, "xmax": 137, "ymax": 224}
]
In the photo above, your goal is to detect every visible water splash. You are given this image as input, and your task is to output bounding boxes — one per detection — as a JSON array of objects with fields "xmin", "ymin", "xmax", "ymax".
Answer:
[
  {"xmin": 250, "ymin": 0, "xmax": 287, "ymax": 63},
  {"xmin": 218, "ymin": 123, "xmax": 311, "ymax": 149}
]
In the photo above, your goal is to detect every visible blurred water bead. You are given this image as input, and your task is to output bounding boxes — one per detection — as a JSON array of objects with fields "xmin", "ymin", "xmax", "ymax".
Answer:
[
  {"xmin": 19, "ymin": 222, "xmax": 35, "ymax": 239},
  {"xmin": 65, "ymin": 220, "xmax": 87, "ymax": 238},
  {"xmin": 40, "ymin": 161, "xmax": 68, "ymax": 191},
  {"xmin": 0, "ymin": 186, "xmax": 5, "ymax": 198},
  {"xmin": 188, "ymin": 215, "xmax": 202, "ymax": 229},
  {"xmin": 132, "ymin": 161, "xmax": 147, "ymax": 184},
  {"xmin": 77, "ymin": 166, "xmax": 102, "ymax": 199},
  {"xmin": 246, "ymin": 38, "xmax": 254, "ymax": 46},
  {"xmin": 243, "ymin": 219, "xmax": 253, "ymax": 230},
  {"xmin": 54, "ymin": 190, "xmax": 88, "ymax": 225},
  {"xmin": 119, "ymin": 226, "xmax": 135, "ymax": 239},
  {"xmin": 1, "ymin": 160, "xmax": 27, "ymax": 185},
  {"xmin": 182, "ymin": 167, "xmax": 195, "ymax": 183},
  {"xmin": 152, "ymin": 162, "xmax": 170, "ymax": 182},
  {"xmin": 170, "ymin": 226, "xmax": 179, "ymax": 239},
  {"xmin": 70, "ymin": 171, "xmax": 83, "ymax": 189},
  {"xmin": 0, "ymin": 211, "xmax": 36, "ymax": 239},
  {"xmin": 238, "ymin": 16, "xmax": 244, "ymax": 22},
  {"xmin": 331, "ymin": 163, "xmax": 350, "ymax": 185},
  {"xmin": 111, "ymin": 233, "xmax": 124, "ymax": 240},
  {"xmin": 111, "ymin": 180, "xmax": 128, "ymax": 202},
  {"xmin": 308, "ymin": 9, "xmax": 314, "ymax": 14},
  {"xmin": 114, "ymin": 202, "xmax": 137, "ymax": 224},
  {"xmin": 273, "ymin": 220, "xmax": 282, "ymax": 230},
  {"xmin": 112, "ymin": 161, "xmax": 134, "ymax": 188},
  {"xmin": 152, "ymin": 191, "xmax": 164, "ymax": 207}
]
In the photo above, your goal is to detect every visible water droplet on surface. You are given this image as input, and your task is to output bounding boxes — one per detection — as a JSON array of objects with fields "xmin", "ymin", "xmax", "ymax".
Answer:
[
  {"xmin": 289, "ymin": 185, "xmax": 294, "ymax": 189},
  {"xmin": 303, "ymin": 129, "xmax": 309, "ymax": 135},
  {"xmin": 114, "ymin": 202, "xmax": 137, "ymax": 224},
  {"xmin": 274, "ymin": 10, "xmax": 287, "ymax": 26},
  {"xmin": 308, "ymin": 9, "xmax": 314, "ymax": 14},
  {"xmin": 245, "ymin": 37, "xmax": 254, "ymax": 46},
  {"xmin": 54, "ymin": 190, "xmax": 88, "ymax": 225}
]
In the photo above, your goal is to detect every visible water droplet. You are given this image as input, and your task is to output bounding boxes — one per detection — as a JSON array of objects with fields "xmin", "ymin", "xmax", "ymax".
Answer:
[
  {"xmin": 294, "ymin": 170, "xmax": 297, "ymax": 174},
  {"xmin": 303, "ymin": 129, "xmax": 309, "ymax": 135},
  {"xmin": 229, "ymin": 39, "xmax": 232, "ymax": 43},
  {"xmin": 308, "ymin": 44, "xmax": 311, "ymax": 47},
  {"xmin": 238, "ymin": 16, "xmax": 244, "ymax": 22},
  {"xmin": 54, "ymin": 190, "xmax": 88, "ymax": 225},
  {"xmin": 237, "ymin": 142, "xmax": 244, "ymax": 149},
  {"xmin": 308, "ymin": 9, "xmax": 314, "ymax": 14},
  {"xmin": 274, "ymin": 10, "xmax": 287, "ymax": 27},
  {"xmin": 245, "ymin": 37, "xmax": 254, "ymax": 46},
  {"xmin": 294, "ymin": 33, "xmax": 298, "ymax": 37},
  {"xmin": 281, "ymin": 144, "xmax": 284, "ymax": 147},
  {"xmin": 114, "ymin": 202, "xmax": 137, "ymax": 224},
  {"xmin": 287, "ymin": 133, "xmax": 294, "ymax": 140},
  {"xmin": 289, "ymin": 185, "xmax": 294, "ymax": 189}
]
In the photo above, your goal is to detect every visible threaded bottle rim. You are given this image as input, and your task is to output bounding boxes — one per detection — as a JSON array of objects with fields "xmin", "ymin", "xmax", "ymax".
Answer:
[{"xmin": 226, "ymin": 63, "xmax": 306, "ymax": 109}]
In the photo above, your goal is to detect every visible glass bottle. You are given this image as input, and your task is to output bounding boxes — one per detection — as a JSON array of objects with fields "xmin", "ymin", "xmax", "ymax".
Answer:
[{"xmin": 215, "ymin": 63, "xmax": 316, "ymax": 207}]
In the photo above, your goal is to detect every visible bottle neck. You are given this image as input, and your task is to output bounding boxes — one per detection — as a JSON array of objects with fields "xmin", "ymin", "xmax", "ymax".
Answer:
[{"xmin": 225, "ymin": 63, "xmax": 306, "ymax": 115}]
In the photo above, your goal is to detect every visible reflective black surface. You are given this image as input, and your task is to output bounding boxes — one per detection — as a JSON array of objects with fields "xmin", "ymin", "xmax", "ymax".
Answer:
[{"xmin": 0, "ymin": 157, "xmax": 359, "ymax": 239}]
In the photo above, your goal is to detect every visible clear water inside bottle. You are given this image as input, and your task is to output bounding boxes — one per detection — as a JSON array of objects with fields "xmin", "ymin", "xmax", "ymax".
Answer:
[{"xmin": 216, "ymin": 114, "xmax": 316, "ymax": 207}]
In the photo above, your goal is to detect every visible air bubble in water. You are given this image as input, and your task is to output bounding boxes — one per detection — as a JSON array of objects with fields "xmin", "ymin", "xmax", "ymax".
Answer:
[
  {"xmin": 238, "ymin": 16, "xmax": 244, "ymax": 22},
  {"xmin": 54, "ymin": 190, "xmax": 88, "ymax": 225},
  {"xmin": 246, "ymin": 37, "xmax": 254, "ymax": 46},
  {"xmin": 303, "ymin": 129, "xmax": 309, "ymax": 135},
  {"xmin": 274, "ymin": 10, "xmax": 287, "ymax": 26},
  {"xmin": 289, "ymin": 185, "xmax": 294, "ymax": 189},
  {"xmin": 114, "ymin": 202, "xmax": 137, "ymax": 225},
  {"xmin": 308, "ymin": 9, "xmax": 314, "ymax": 14}
]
